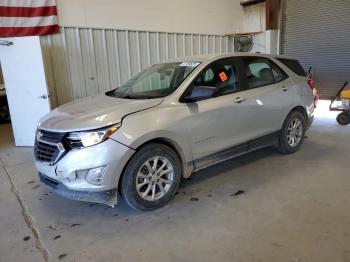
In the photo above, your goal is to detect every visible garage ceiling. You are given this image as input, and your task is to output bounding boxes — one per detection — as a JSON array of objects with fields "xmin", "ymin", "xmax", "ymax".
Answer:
[{"xmin": 281, "ymin": 0, "xmax": 350, "ymax": 99}]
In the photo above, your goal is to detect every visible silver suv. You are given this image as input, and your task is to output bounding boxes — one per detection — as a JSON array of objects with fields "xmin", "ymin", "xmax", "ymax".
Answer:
[{"xmin": 34, "ymin": 53, "xmax": 314, "ymax": 210}]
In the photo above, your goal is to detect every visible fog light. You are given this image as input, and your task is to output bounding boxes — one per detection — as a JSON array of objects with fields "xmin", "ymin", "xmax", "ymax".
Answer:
[
  {"xmin": 67, "ymin": 172, "xmax": 77, "ymax": 180},
  {"xmin": 85, "ymin": 167, "xmax": 106, "ymax": 185}
]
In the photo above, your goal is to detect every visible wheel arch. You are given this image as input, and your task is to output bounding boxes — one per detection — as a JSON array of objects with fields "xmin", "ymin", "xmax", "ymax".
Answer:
[
  {"xmin": 117, "ymin": 137, "xmax": 193, "ymax": 194},
  {"xmin": 291, "ymin": 105, "xmax": 308, "ymax": 121},
  {"xmin": 138, "ymin": 137, "xmax": 192, "ymax": 178},
  {"xmin": 281, "ymin": 105, "xmax": 308, "ymax": 129}
]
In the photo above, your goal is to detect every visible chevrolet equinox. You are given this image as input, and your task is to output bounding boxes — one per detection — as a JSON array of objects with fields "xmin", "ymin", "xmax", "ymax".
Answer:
[{"xmin": 34, "ymin": 53, "xmax": 314, "ymax": 210}]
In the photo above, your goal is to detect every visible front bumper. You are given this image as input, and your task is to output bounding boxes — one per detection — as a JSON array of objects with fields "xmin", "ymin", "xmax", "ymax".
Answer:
[
  {"xmin": 34, "ymin": 138, "xmax": 135, "ymax": 205},
  {"xmin": 39, "ymin": 173, "xmax": 117, "ymax": 206}
]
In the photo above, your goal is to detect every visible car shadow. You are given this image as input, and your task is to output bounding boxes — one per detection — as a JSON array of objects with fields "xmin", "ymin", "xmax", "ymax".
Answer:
[
  {"xmin": 44, "ymin": 146, "xmax": 280, "ymax": 214},
  {"xmin": 179, "ymin": 146, "xmax": 279, "ymax": 190},
  {"xmin": 39, "ymin": 138, "xmax": 333, "ymax": 220},
  {"xmin": 33, "ymin": 136, "xmax": 342, "ymax": 250}
]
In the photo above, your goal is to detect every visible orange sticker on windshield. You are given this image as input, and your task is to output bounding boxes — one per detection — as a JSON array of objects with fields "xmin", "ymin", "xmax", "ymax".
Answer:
[{"xmin": 219, "ymin": 71, "xmax": 228, "ymax": 82}]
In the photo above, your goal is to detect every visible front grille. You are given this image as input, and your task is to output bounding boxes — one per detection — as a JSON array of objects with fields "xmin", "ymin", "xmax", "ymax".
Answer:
[
  {"xmin": 40, "ymin": 130, "xmax": 65, "ymax": 143},
  {"xmin": 35, "ymin": 141, "xmax": 60, "ymax": 163},
  {"xmin": 34, "ymin": 130, "xmax": 66, "ymax": 164}
]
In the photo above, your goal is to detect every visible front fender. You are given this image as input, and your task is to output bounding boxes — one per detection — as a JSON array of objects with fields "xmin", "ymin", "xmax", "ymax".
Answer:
[{"xmin": 113, "ymin": 129, "xmax": 193, "ymax": 178}]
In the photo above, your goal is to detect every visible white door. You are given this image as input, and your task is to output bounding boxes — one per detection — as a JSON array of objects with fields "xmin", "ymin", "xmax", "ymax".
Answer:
[{"xmin": 0, "ymin": 36, "xmax": 51, "ymax": 146}]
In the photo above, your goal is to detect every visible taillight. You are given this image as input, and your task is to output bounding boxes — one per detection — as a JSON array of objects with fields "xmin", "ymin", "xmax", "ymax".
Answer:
[
  {"xmin": 307, "ymin": 78, "xmax": 315, "ymax": 90},
  {"xmin": 307, "ymin": 78, "xmax": 318, "ymax": 108}
]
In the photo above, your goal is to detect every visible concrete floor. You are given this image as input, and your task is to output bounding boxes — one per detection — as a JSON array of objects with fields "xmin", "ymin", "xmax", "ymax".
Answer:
[{"xmin": 0, "ymin": 101, "xmax": 349, "ymax": 262}]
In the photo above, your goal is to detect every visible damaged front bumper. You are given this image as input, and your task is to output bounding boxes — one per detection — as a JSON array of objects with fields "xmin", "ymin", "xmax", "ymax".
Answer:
[
  {"xmin": 39, "ymin": 172, "xmax": 117, "ymax": 206},
  {"xmin": 34, "ymin": 138, "xmax": 135, "ymax": 207}
]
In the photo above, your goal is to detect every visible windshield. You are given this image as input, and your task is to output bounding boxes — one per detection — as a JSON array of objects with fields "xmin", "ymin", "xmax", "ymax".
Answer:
[{"xmin": 106, "ymin": 62, "xmax": 200, "ymax": 99}]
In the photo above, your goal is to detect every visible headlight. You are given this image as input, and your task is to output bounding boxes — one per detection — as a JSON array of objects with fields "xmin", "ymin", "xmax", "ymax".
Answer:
[{"xmin": 67, "ymin": 124, "xmax": 120, "ymax": 148}]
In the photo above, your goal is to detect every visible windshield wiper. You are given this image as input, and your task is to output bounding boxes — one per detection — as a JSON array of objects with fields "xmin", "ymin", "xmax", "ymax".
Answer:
[
  {"xmin": 106, "ymin": 90, "xmax": 162, "ymax": 99},
  {"xmin": 121, "ymin": 95, "xmax": 137, "ymax": 99},
  {"xmin": 106, "ymin": 90, "xmax": 126, "ymax": 98}
]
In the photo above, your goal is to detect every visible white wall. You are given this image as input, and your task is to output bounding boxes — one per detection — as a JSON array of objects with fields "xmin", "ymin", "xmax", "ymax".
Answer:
[
  {"xmin": 240, "ymin": 2, "xmax": 265, "ymax": 33},
  {"xmin": 56, "ymin": 0, "xmax": 262, "ymax": 35}
]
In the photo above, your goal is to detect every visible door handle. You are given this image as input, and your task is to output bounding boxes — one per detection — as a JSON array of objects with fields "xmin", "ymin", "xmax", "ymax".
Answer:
[
  {"xmin": 233, "ymin": 97, "xmax": 246, "ymax": 103},
  {"xmin": 37, "ymin": 94, "xmax": 49, "ymax": 99},
  {"xmin": 282, "ymin": 86, "xmax": 288, "ymax": 92}
]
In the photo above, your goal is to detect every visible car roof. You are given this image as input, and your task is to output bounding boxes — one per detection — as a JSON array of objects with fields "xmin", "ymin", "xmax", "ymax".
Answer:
[{"xmin": 165, "ymin": 53, "xmax": 296, "ymax": 64}]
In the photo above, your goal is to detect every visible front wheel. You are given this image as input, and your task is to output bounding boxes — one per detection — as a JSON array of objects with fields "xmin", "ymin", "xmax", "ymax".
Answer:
[
  {"xmin": 277, "ymin": 111, "xmax": 306, "ymax": 154},
  {"xmin": 121, "ymin": 143, "xmax": 181, "ymax": 211}
]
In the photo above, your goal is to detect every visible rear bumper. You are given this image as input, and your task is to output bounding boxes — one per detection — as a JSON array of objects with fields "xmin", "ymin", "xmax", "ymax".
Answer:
[
  {"xmin": 307, "ymin": 115, "xmax": 314, "ymax": 130},
  {"xmin": 305, "ymin": 102, "xmax": 315, "ymax": 130},
  {"xmin": 39, "ymin": 172, "xmax": 117, "ymax": 206}
]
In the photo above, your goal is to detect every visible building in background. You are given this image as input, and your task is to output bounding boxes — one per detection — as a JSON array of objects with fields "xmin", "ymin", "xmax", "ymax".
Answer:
[{"xmin": 40, "ymin": 0, "xmax": 267, "ymax": 108}]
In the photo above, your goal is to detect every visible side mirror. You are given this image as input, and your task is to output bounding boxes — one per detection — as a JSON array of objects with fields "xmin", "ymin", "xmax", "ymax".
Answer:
[{"xmin": 183, "ymin": 86, "xmax": 215, "ymax": 102}]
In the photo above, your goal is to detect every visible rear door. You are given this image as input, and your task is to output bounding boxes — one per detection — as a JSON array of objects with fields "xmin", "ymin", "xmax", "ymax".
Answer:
[{"xmin": 238, "ymin": 56, "xmax": 298, "ymax": 138}]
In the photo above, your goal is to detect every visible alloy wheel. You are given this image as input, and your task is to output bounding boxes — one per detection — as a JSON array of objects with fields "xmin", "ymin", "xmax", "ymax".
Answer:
[
  {"xmin": 287, "ymin": 118, "xmax": 303, "ymax": 147},
  {"xmin": 136, "ymin": 156, "xmax": 174, "ymax": 201}
]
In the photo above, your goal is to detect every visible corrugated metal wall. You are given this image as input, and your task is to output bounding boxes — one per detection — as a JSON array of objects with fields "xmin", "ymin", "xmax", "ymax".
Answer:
[
  {"xmin": 281, "ymin": 0, "xmax": 350, "ymax": 99},
  {"xmin": 40, "ymin": 27, "xmax": 235, "ymax": 108}
]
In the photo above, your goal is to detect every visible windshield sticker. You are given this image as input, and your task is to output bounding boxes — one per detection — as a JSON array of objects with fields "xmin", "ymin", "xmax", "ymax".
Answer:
[
  {"xmin": 179, "ymin": 62, "xmax": 200, "ymax": 67},
  {"xmin": 219, "ymin": 71, "xmax": 228, "ymax": 82}
]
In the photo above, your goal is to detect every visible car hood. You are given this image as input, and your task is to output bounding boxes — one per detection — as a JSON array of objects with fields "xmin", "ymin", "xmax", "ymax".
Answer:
[{"xmin": 38, "ymin": 95, "xmax": 163, "ymax": 132}]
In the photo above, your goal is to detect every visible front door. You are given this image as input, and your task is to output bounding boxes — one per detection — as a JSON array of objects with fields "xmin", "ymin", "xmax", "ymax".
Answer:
[
  {"xmin": 182, "ymin": 58, "xmax": 254, "ymax": 163},
  {"xmin": 0, "ymin": 36, "xmax": 51, "ymax": 146}
]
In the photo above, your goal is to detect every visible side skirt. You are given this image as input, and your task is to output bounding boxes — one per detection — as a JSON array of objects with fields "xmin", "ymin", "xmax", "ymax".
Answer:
[{"xmin": 192, "ymin": 131, "xmax": 280, "ymax": 172}]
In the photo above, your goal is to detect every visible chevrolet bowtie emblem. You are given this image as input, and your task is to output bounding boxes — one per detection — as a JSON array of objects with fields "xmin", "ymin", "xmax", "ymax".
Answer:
[{"xmin": 36, "ymin": 131, "xmax": 43, "ymax": 140}]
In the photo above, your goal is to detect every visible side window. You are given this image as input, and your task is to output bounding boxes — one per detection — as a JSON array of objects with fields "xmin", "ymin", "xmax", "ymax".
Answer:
[
  {"xmin": 190, "ymin": 59, "xmax": 240, "ymax": 100},
  {"xmin": 277, "ymin": 58, "xmax": 306, "ymax": 76},
  {"xmin": 203, "ymin": 68, "xmax": 214, "ymax": 82},
  {"xmin": 244, "ymin": 57, "xmax": 288, "ymax": 89},
  {"xmin": 271, "ymin": 62, "xmax": 288, "ymax": 82},
  {"xmin": 244, "ymin": 58, "xmax": 274, "ymax": 89}
]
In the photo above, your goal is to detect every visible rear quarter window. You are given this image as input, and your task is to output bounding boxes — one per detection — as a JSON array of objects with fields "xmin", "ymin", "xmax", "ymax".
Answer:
[
  {"xmin": 243, "ymin": 57, "xmax": 288, "ymax": 89},
  {"xmin": 277, "ymin": 58, "xmax": 306, "ymax": 76}
]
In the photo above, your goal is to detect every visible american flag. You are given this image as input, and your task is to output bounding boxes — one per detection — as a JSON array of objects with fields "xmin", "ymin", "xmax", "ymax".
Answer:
[{"xmin": 0, "ymin": 0, "xmax": 60, "ymax": 37}]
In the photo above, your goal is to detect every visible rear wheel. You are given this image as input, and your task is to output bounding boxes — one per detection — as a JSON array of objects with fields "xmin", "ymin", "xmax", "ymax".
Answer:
[
  {"xmin": 277, "ymin": 111, "xmax": 306, "ymax": 154},
  {"xmin": 121, "ymin": 143, "xmax": 181, "ymax": 211},
  {"xmin": 336, "ymin": 112, "xmax": 350, "ymax": 125}
]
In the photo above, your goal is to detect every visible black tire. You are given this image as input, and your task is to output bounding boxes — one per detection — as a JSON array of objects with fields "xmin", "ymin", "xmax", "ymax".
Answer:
[
  {"xmin": 121, "ymin": 143, "xmax": 181, "ymax": 211},
  {"xmin": 277, "ymin": 110, "xmax": 306, "ymax": 154},
  {"xmin": 0, "ymin": 104, "xmax": 10, "ymax": 123},
  {"xmin": 336, "ymin": 112, "xmax": 350, "ymax": 125}
]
